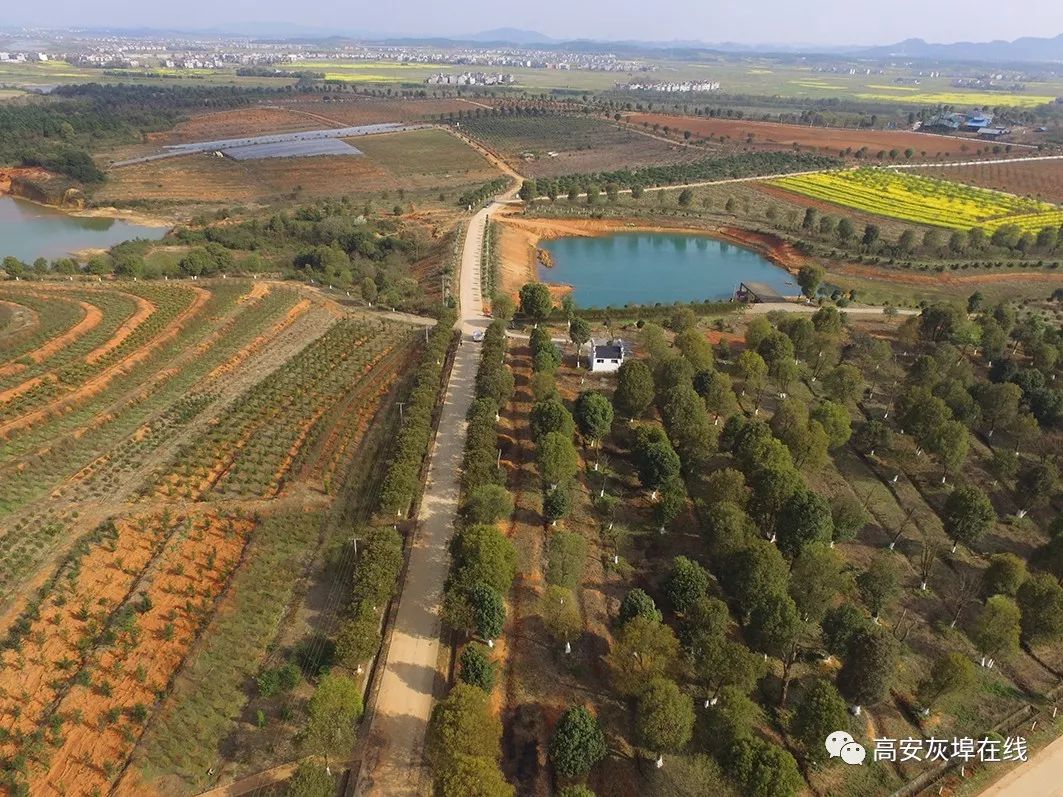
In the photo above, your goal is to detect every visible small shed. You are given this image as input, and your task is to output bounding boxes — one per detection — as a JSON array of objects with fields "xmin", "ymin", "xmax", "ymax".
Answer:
[
  {"xmin": 735, "ymin": 281, "xmax": 787, "ymax": 304},
  {"xmin": 589, "ymin": 339, "xmax": 626, "ymax": 373}
]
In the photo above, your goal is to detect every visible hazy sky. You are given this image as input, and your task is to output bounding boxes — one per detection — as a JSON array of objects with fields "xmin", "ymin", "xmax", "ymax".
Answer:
[{"xmin": 6, "ymin": 0, "xmax": 1063, "ymax": 46}]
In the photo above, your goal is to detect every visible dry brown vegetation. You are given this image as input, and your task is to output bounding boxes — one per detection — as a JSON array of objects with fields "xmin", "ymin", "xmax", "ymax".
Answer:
[{"xmin": 625, "ymin": 112, "xmax": 990, "ymax": 159}]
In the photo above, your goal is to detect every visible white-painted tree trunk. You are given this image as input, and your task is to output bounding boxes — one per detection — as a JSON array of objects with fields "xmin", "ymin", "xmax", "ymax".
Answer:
[{"xmin": 852, "ymin": 705, "xmax": 862, "ymax": 716}]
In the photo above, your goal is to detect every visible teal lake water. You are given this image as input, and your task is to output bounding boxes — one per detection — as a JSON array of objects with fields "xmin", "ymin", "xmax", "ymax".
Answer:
[
  {"xmin": 0, "ymin": 196, "xmax": 167, "ymax": 262},
  {"xmin": 538, "ymin": 231, "xmax": 796, "ymax": 307}
]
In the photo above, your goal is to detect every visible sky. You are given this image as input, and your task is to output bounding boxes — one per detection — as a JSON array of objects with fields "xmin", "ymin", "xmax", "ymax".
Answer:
[{"xmin": 5, "ymin": 0, "xmax": 1063, "ymax": 46}]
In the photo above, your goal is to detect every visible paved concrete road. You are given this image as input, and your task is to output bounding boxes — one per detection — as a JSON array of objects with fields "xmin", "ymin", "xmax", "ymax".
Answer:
[
  {"xmin": 356, "ymin": 199, "xmax": 503, "ymax": 795},
  {"xmin": 980, "ymin": 732, "xmax": 1063, "ymax": 797}
]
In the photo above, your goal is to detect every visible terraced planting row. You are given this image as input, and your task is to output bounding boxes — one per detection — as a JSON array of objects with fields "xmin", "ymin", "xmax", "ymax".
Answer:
[
  {"xmin": 0, "ymin": 292, "xmax": 81, "ymax": 371},
  {"xmin": 151, "ymin": 317, "xmax": 412, "ymax": 501},
  {"xmin": 770, "ymin": 167, "xmax": 1063, "ymax": 232},
  {"xmin": 0, "ymin": 283, "xmax": 203, "ymax": 435},
  {"xmin": 0, "ymin": 284, "xmax": 318, "ymax": 604},
  {"xmin": 0, "ymin": 509, "xmax": 254, "ymax": 797}
]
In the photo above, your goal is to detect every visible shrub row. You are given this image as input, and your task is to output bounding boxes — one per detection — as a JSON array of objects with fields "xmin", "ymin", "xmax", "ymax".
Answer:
[{"xmin": 378, "ymin": 309, "xmax": 458, "ymax": 515}]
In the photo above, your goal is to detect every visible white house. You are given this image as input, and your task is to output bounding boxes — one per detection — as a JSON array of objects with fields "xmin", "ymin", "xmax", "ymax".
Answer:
[{"xmin": 589, "ymin": 339, "xmax": 626, "ymax": 373}]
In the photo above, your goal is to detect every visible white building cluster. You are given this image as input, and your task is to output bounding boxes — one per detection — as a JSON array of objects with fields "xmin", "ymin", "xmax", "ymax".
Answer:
[
  {"xmin": 424, "ymin": 72, "xmax": 516, "ymax": 86},
  {"xmin": 619, "ymin": 80, "xmax": 720, "ymax": 93}
]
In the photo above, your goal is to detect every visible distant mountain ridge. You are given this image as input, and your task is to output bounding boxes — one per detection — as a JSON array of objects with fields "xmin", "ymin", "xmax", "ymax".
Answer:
[{"xmin": 856, "ymin": 34, "xmax": 1063, "ymax": 63}]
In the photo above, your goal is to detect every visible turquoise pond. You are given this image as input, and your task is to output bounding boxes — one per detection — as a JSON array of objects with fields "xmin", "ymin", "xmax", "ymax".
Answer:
[
  {"xmin": 538, "ymin": 231, "xmax": 796, "ymax": 307},
  {"xmin": 0, "ymin": 196, "xmax": 168, "ymax": 263}
]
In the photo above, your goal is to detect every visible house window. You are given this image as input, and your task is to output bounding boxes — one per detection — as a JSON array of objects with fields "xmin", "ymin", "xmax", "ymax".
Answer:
[{"xmin": 596, "ymin": 359, "xmax": 604, "ymax": 364}]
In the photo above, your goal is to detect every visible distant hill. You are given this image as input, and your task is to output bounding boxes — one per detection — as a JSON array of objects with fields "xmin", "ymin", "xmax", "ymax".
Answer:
[
  {"xmin": 857, "ymin": 34, "xmax": 1063, "ymax": 63},
  {"xmin": 463, "ymin": 28, "xmax": 555, "ymax": 45}
]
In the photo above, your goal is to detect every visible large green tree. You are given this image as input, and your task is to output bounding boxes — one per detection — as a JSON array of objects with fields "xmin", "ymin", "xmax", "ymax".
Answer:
[{"xmin": 549, "ymin": 706, "xmax": 607, "ymax": 778}]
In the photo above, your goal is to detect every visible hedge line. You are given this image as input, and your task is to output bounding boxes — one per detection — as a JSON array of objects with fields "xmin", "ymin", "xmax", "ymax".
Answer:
[{"xmin": 378, "ymin": 310, "xmax": 458, "ymax": 516}]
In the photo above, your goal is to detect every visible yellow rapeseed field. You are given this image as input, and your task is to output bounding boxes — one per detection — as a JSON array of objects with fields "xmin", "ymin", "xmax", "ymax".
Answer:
[{"xmin": 770, "ymin": 168, "xmax": 1063, "ymax": 233}]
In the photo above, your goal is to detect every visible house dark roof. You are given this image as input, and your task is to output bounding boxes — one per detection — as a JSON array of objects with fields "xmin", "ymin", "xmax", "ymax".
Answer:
[{"xmin": 592, "ymin": 342, "xmax": 624, "ymax": 359}]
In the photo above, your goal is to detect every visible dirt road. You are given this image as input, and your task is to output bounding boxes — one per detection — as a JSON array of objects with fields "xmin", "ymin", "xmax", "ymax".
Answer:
[
  {"xmin": 980, "ymin": 732, "xmax": 1063, "ymax": 797},
  {"xmin": 356, "ymin": 183, "xmax": 513, "ymax": 793}
]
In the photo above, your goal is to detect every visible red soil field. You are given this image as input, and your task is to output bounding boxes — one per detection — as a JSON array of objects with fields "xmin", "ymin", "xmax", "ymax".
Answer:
[
  {"xmin": 147, "ymin": 107, "xmax": 330, "ymax": 145},
  {"xmin": 912, "ymin": 158, "xmax": 1063, "ymax": 204},
  {"xmin": 624, "ymin": 113, "xmax": 978, "ymax": 159},
  {"xmin": 27, "ymin": 511, "xmax": 254, "ymax": 797}
]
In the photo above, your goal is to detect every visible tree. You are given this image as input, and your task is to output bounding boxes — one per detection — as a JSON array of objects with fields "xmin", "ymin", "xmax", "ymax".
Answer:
[
  {"xmin": 856, "ymin": 552, "xmax": 901, "ymax": 621},
  {"xmin": 437, "ymin": 755, "xmax": 514, "ymax": 797},
  {"xmin": 971, "ymin": 595, "xmax": 1021, "ymax": 666},
  {"xmin": 797, "ymin": 265, "xmax": 825, "ymax": 299},
  {"xmin": 620, "ymin": 588, "xmax": 662, "ymax": 626},
  {"xmin": 927, "ymin": 420, "xmax": 969, "ymax": 478},
  {"xmin": 789, "ymin": 544, "xmax": 846, "ymax": 623},
  {"xmin": 829, "ymin": 493, "xmax": 870, "ymax": 544},
  {"xmin": 334, "ymin": 602, "xmax": 381, "ymax": 668},
  {"xmin": 459, "ymin": 643, "xmax": 498, "ymax": 691},
  {"xmin": 463, "ymin": 484, "xmax": 514, "ymax": 525},
  {"xmin": 287, "ymin": 760, "xmax": 336, "ymax": 797},
  {"xmin": 452, "ymin": 525, "xmax": 518, "ymax": 594},
  {"xmin": 574, "ymin": 391, "xmax": 614, "ymax": 445},
  {"xmin": 734, "ymin": 350, "xmax": 768, "ymax": 409},
  {"xmin": 519, "ymin": 282, "xmax": 553, "ymax": 323},
  {"xmin": 822, "ymin": 603, "xmax": 869, "ymax": 659},
  {"xmin": 1015, "ymin": 573, "xmax": 1063, "ymax": 645},
  {"xmin": 569, "ymin": 317, "xmax": 592, "ymax": 360},
  {"xmin": 775, "ymin": 488, "xmax": 834, "ymax": 560},
  {"xmin": 854, "ymin": 418, "xmax": 892, "ymax": 456},
  {"xmin": 304, "ymin": 673, "xmax": 364, "ymax": 762},
  {"xmin": 721, "ymin": 538, "xmax": 789, "ymax": 618},
  {"xmin": 543, "ymin": 485, "xmax": 573, "ymax": 524},
  {"xmin": 655, "ymin": 475, "xmax": 687, "ymax": 532},
  {"xmin": 823, "ymin": 364, "xmax": 863, "ymax": 404},
  {"xmin": 981, "ymin": 553, "xmax": 1027, "ymax": 599},
  {"xmin": 492, "ymin": 294, "xmax": 516, "ymax": 321},
  {"xmin": 633, "ymin": 426, "xmax": 681, "ymax": 493},
  {"xmin": 703, "ymin": 468, "xmax": 747, "ymax": 508},
  {"xmin": 606, "ymin": 614, "xmax": 680, "ymax": 695},
  {"xmin": 550, "ymin": 706, "xmax": 607, "ymax": 778},
  {"xmin": 837, "ymin": 626, "xmax": 899, "ymax": 711},
  {"xmin": 636, "ymin": 678, "xmax": 695, "ymax": 760},
  {"xmin": 675, "ymin": 329, "xmax": 714, "ymax": 372},
  {"xmin": 518, "ymin": 180, "xmax": 537, "ymax": 201},
  {"xmin": 916, "ymin": 652, "xmax": 976, "ymax": 715},
  {"xmin": 729, "ymin": 737, "xmax": 804, "ymax": 797},
  {"xmin": 1016, "ymin": 461, "xmax": 1059, "ymax": 511},
  {"xmin": 942, "ymin": 485, "xmax": 995, "ymax": 552},
  {"xmin": 531, "ymin": 399, "xmax": 576, "ymax": 442},
  {"xmin": 539, "ymin": 585, "xmax": 583, "ymax": 647},
  {"xmin": 547, "ymin": 531, "xmax": 586, "ymax": 589},
  {"xmin": 836, "ymin": 217, "xmax": 855, "ymax": 242},
  {"xmin": 537, "ymin": 432, "xmax": 579, "ymax": 488},
  {"xmin": 428, "ymin": 684, "xmax": 502, "ymax": 768},
  {"xmin": 664, "ymin": 556, "xmax": 710, "ymax": 614},
  {"xmin": 696, "ymin": 369, "xmax": 739, "ymax": 422},
  {"xmin": 614, "ymin": 360, "xmax": 655, "ymax": 419},
  {"xmin": 558, "ymin": 788, "xmax": 596, "ymax": 797},
  {"xmin": 661, "ymin": 384, "xmax": 716, "ymax": 467},
  {"xmin": 810, "ymin": 401, "xmax": 851, "ymax": 448},
  {"xmin": 470, "ymin": 584, "xmax": 506, "ymax": 641},
  {"xmin": 791, "ymin": 679, "xmax": 849, "ymax": 766}
]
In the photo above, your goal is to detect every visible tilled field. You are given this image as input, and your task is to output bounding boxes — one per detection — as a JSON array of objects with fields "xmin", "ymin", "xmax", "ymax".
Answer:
[{"xmin": 0, "ymin": 279, "xmax": 419, "ymax": 796}]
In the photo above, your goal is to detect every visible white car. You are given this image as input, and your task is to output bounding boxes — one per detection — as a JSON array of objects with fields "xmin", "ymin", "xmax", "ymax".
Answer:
[{"xmin": 472, "ymin": 330, "xmax": 484, "ymax": 343}]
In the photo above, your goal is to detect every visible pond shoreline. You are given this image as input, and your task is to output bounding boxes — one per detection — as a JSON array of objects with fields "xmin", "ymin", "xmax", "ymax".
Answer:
[{"xmin": 495, "ymin": 212, "xmax": 805, "ymax": 300}]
